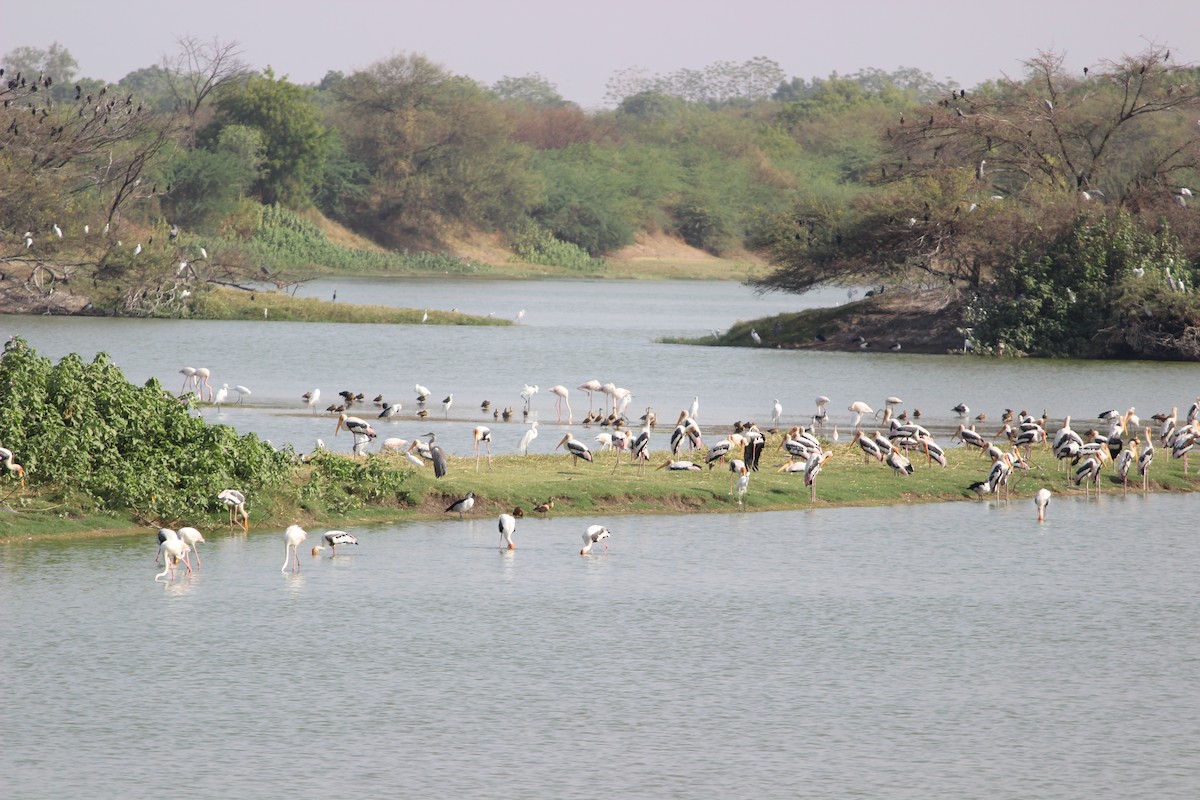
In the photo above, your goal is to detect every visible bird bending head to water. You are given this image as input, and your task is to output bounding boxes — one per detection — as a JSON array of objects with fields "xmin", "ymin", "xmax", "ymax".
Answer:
[
  {"xmin": 498, "ymin": 513, "xmax": 516, "ymax": 549},
  {"xmin": 581, "ymin": 525, "xmax": 611, "ymax": 555}
]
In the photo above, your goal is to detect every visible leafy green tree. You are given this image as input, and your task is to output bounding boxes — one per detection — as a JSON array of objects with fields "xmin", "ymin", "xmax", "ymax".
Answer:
[
  {"xmin": 333, "ymin": 54, "xmax": 540, "ymax": 240},
  {"xmin": 2, "ymin": 42, "xmax": 79, "ymax": 102},
  {"xmin": 207, "ymin": 68, "xmax": 330, "ymax": 204},
  {"xmin": 492, "ymin": 73, "xmax": 568, "ymax": 106}
]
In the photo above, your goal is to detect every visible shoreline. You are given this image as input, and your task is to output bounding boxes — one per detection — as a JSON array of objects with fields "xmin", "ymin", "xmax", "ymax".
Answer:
[{"xmin": 2, "ymin": 443, "xmax": 1190, "ymax": 544}]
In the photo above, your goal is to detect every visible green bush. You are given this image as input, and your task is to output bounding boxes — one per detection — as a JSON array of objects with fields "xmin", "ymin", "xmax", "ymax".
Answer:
[{"xmin": 0, "ymin": 338, "xmax": 293, "ymax": 522}]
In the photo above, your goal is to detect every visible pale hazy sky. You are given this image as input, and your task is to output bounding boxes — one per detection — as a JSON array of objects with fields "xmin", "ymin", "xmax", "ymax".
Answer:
[{"xmin": 3, "ymin": 0, "xmax": 1197, "ymax": 107}]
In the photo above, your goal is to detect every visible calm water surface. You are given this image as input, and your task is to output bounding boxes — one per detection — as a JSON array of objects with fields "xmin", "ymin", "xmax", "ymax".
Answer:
[
  {"xmin": 2, "ymin": 279, "xmax": 1199, "ymax": 797},
  {"xmin": 3, "ymin": 279, "xmax": 1199, "ymax": 457},
  {"xmin": 3, "ymin": 494, "xmax": 1198, "ymax": 798}
]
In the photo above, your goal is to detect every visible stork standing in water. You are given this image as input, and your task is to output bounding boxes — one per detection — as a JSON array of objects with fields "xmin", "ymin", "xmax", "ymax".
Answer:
[
  {"xmin": 498, "ymin": 513, "xmax": 516, "ymax": 550},
  {"xmin": 549, "ymin": 385, "xmax": 573, "ymax": 423},
  {"xmin": 336, "ymin": 413, "xmax": 377, "ymax": 456},
  {"xmin": 282, "ymin": 525, "xmax": 307, "ymax": 573},
  {"xmin": 312, "ymin": 530, "xmax": 358, "ymax": 556}
]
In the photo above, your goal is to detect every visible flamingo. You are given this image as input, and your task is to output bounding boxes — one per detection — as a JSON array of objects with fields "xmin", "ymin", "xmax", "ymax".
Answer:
[
  {"xmin": 179, "ymin": 367, "xmax": 197, "ymax": 394},
  {"xmin": 549, "ymin": 385, "xmax": 573, "ymax": 423},
  {"xmin": 1035, "ymin": 488, "xmax": 1051, "ymax": 521},
  {"xmin": 218, "ymin": 489, "xmax": 248, "ymax": 531},
  {"xmin": 578, "ymin": 379, "xmax": 603, "ymax": 413},
  {"xmin": 312, "ymin": 530, "xmax": 358, "ymax": 556},
  {"xmin": 814, "ymin": 395, "xmax": 830, "ymax": 427},
  {"xmin": 446, "ymin": 492, "xmax": 476, "ymax": 518},
  {"xmin": 155, "ymin": 537, "xmax": 191, "ymax": 581},
  {"xmin": 303, "ymin": 388, "xmax": 321, "ymax": 414},
  {"xmin": 518, "ymin": 421, "xmax": 539, "ymax": 455},
  {"xmin": 155, "ymin": 527, "xmax": 180, "ymax": 563},
  {"xmin": 193, "ymin": 368, "xmax": 213, "ymax": 402},
  {"xmin": 848, "ymin": 401, "xmax": 873, "ymax": 428},
  {"xmin": 581, "ymin": 525, "xmax": 611, "ymax": 555},
  {"xmin": 0, "ymin": 446, "xmax": 24, "ymax": 486},
  {"xmin": 178, "ymin": 527, "xmax": 205, "ymax": 568},
  {"xmin": 498, "ymin": 513, "xmax": 516, "ymax": 550},
  {"xmin": 474, "ymin": 426, "xmax": 493, "ymax": 471},
  {"xmin": 282, "ymin": 525, "xmax": 307, "ymax": 573},
  {"xmin": 520, "ymin": 384, "xmax": 539, "ymax": 414}
]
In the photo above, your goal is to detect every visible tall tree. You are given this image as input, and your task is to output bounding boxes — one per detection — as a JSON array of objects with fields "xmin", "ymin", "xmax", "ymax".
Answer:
[
  {"xmin": 753, "ymin": 45, "xmax": 1200, "ymax": 296},
  {"xmin": 334, "ymin": 54, "xmax": 539, "ymax": 241},
  {"xmin": 207, "ymin": 69, "xmax": 330, "ymax": 205},
  {"xmin": 162, "ymin": 36, "xmax": 249, "ymax": 146}
]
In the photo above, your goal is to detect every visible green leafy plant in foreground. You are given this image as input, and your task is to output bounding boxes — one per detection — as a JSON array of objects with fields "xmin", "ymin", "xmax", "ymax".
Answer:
[{"xmin": 0, "ymin": 338, "xmax": 293, "ymax": 523}]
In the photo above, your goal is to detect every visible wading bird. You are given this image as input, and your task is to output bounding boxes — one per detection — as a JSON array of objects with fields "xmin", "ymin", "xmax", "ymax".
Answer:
[
  {"xmin": 520, "ymin": 384, "xmax": 539, "ymax": 414},
  {"xmin": 1035, "ymin": 488, "xmax": 1051, "ymax": 521},
  {"xmin": 446, "ymin": 492, "xmax": 476, "ymax": 518},
  {"xmin": 218, "ymin": 488, "xmax": 248, "ymax": 531},
  {"xmin": 498, "ymin": 513, "xmax": 516, "ymax": 550},
  {"xmin": 335, "ymin": 413, "xmax": 377, "ymax": 456},
  {"xmin": 313, "ymin": 530, "xmax": 358, "ymax": 556},
  {"xmin": 581, "ymin": 525, "xmax": 611, "ymax": 555},
  {"xmin": 155, "ymin": 536, "xmax": 191, "ymax": 582},
  {"xmin": 578, "ymin": 379, "xmax": 603, "ymax": 413},
  {"xmin": 0, "ymin": 446, "xmax": 24, "ymax": 486},
  {"xmin": 303, "ymin": 388, "xmax": 321, "ymax": 413},
  {"xmin": 556, "ymin": 433, "xmax": 593, "ymax": 466},
  {"xmin": 282, "ymin": 525, "xmax": 307, "ymax": 573},
  {"xmin": 518, "ymin": 421, "xmax": 539, "ymax": 455},
  {"xmin": 474, "ymin": 426, "xmax": 493, "ymax": 471},
  {"xmin": 549, "ymin": 385, "xmax": 572, "ymax": 423},
  {"xmin": 178, "ymin": 527, "xmax": 205, "ymax": 568}
]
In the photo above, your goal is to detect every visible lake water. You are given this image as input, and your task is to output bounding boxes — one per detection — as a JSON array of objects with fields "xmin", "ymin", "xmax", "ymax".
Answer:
[
  {"xmin": 2, "ymin": 278, "xmax": 1200, "ymax": 798},
  {"xmin": 3, "ymin": 492, "xmax": 1198, "ymax": 798},
  {"xmin": 2, "ymin": 279, "xmax": 1198, "ymax": 458}
]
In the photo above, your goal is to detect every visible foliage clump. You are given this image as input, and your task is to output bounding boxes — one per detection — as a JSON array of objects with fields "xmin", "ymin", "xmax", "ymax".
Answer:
[{"xmin": 0, "ymin": 338, "xmax": 292, "ymax": 523}]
